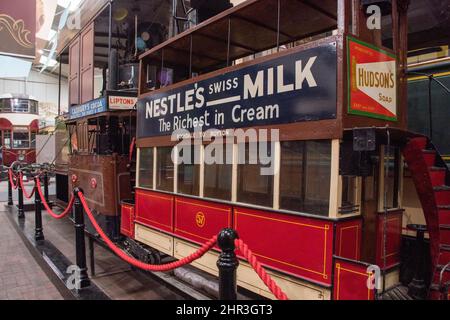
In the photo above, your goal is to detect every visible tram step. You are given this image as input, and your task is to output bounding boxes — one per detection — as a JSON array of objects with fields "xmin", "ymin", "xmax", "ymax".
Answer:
[
  {"xmin": 434, "ymin": 186, "xmax": 450, "ymax": 206},
  {"xmin": 440, "ymin": 225, "xmax": 450, "ymax": 245},
  {"xmin": 438, "ymin": 206, "xmax": 450, "ymax": 225},
  {"xmin": 422, "ymin": 150, "xmax": 437, "ymax": 167},
  {"xmin": 429, "ymin": 168, "xmax": 446, "ymax": 187}
]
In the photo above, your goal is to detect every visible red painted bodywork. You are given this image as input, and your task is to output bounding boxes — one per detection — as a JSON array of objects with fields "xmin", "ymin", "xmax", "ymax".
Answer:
[
  {"xmin": 2, "ymin": 149, "xmax": 36, "ymax": 166},
  {"xmin": 376, "ymin": 210, "xmax": 403, "ymax": 269},
  {"xmin": 335, "ymin": 218, "xmax": 362, "ymax": 261},
  {"xmin": 333, "ymin": 258, "xmax": 375, "ymax": 300},
  {"xmin": 135, "ymin": 189, "xmax": 174, "ymax": 233},
  {"xmin": 174, "ymin": 196, "xmax": 232, "ymax": 246},
  {"xmin": 233, "ymin": 206, "xmax": 334, "ymax": 286},
  {"xmin": 120, "ymin": 203, "xmax": 134, "ymax": 238}
]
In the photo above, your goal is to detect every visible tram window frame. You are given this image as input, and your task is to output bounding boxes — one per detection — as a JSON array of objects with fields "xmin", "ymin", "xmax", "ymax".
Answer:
[
  {"xmin": 156, "ymin": 147, "xmax": 175, "ymax": 192},
  {"xmin": 340, "ymin": 175, "xmax": 361, "ymax": 215},
  {"xmin": 279, "ymin": 140, "xmax": 332, "ymax": 216},
  {"xmin": 0, "ymin": 99, "xmax": 12, "ymax": 112},
  {"xmin": 177, "ymin": 144, "xmax": 201, "ymax": 196},
  {"xmin": 203, "ymin": 143, "xmax": 233, "ymax": 201},
  {"xmin": 3, "ymin": 131, "xmax": 11, "ymax": 149},
  {"xmin": 138, "ymin": 147, "xmax": 154, "ymax": 189},
  {"xmin": 380, "ymin": 145, "xmax": 401, "ymax": 210},
  {"xmin": 237, "ymin": 142, "xmax": 274, "ymax": 208},
  {"xmin": 12, "ymin": 128, "xmax": 30, "ymax": 149}
]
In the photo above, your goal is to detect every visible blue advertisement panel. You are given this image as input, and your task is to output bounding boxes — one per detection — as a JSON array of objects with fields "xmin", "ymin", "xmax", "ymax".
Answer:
[
  {"xmin": 137, "ymin": 43, "xmax": 337, "ymax": 138},
  {"xmin": 69, "ymin": 97, "xmax": 107, "ymax": 120}
]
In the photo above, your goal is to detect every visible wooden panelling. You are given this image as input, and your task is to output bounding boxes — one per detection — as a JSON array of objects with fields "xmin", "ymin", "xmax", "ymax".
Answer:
[
  {"xmin": 135, "ymin": 189, "xmax": 174, "ymax": 234},
  {"xmin": 69, "ymin": 38, "xmax": 80, "ymax": 106},
  {"xmin": 234, "ymin": 206, "xmax": 334, "ymax": 285},
  {"xmin": 376, "ymin": 210, "xmax": 403, "ymax": 269},
  {"xmin": 80, "ymin": 23, "xmax": 94, "ymax": 103},
  {"xmin": 333, "ymin": 258, "xmax": 376, "ymax": 300},
  {"xmin": 335, "ymin": 218, "xmax": 363, "ymax": 261}
]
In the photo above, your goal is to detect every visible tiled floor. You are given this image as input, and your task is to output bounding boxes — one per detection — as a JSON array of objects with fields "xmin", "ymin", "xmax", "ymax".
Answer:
[
  {"xmin": 19, "ymin": 203, "xmax": 184, "ymax": 300},
  {"xmin": 0, "ymin": 206, "xmax": 63, "ymax": 300}
]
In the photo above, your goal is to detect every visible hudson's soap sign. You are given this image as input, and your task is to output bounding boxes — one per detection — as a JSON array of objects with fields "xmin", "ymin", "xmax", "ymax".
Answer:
[
  {"xmin": 348, "ymin": 37, "xmax": 397, "ymax": 121},
  {"xmin": 137, "ymin": 43, "xmax": 337, "ymax": 138}
]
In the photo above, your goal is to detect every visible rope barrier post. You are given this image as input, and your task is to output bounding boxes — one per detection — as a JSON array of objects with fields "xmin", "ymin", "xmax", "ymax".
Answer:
[
  {"xmin": 217, "ymin": 228, "xmax": 239, "ymax": 300},
  {"xmin": 34, "ymin": 177, "xmax": 44, "ymax": 241},
  {"xmin": 43, "ymin": 170, "xmax": 49, "ymax": 203},
  {"xmin": 73, "ymin": 188, "xmax": 90, "ymax": 289},
  {"xmin": 17, "ymin": 170, "xmax": 25, "ymax": 219},
  {"xmin": 7, "ymin": 172, "xmax": 13, "ymax": 205}
]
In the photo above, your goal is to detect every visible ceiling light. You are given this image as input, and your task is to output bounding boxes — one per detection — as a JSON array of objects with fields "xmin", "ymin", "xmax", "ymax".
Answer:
[{"xmin": 40, "ymin": 55, "xmax": 58, "ymax": 67}]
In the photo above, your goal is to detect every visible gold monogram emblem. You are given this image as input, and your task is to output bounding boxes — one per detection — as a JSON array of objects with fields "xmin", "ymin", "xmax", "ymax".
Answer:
[{"xmin": 195, "ymin": 212, "xmax": 205, "ymax": 228}]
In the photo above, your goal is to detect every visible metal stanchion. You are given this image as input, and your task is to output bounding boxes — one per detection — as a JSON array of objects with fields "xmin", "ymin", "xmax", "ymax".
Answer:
[
  {"xmin": 34, "ymin": 177, "xmax": 44, "ymax": 241},
  {"xmin": 73, "ymin": 188, "xmax": 90, "ymax": 289},
  {"xmin": 7, "ymin": 172, "xmax": 13, "ymax": 205},
  {"xmin": 43, "ymin": 170, "xmax": 49, "ymax": 203},
  {"xmin": 217, "ymin": 228, "xmax": 239, "ymax": 300},
  {"xmin": 17, "ymin": 170, "xmax": 24, "ymax": 219}
]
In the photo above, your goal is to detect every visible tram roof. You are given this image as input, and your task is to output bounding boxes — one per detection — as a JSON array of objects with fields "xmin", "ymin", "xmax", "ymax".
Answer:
[
  {"xmin": 0, "ymin": 93, "xmax": 38, "ymax": 101},
  {"xmin": 139, "ymin": 0, "xmax": 337, "ymax": 71}
]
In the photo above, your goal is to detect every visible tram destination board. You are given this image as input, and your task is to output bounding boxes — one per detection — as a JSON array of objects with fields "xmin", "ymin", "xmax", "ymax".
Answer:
[{"xmin": 137, "ymin": 43, "xmax": 337, "ymax": 138}]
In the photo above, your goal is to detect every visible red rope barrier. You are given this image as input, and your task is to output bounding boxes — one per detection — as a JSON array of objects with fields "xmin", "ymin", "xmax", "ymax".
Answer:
[
  {"xmin": 78, "ymin": 191, "xmax": 217, "ymax": 272},
  {"xmin": 36, "ymin": 181, "xmax": 74, "ymax": 219},
  {"xmin": 19, "ymin": 173, "xmax": 35, "ymax": 199},
  {"xmin": 8, "ymin": 169, "xmax": 19, "ymax": 190},
  {"xmin": 234, "ymin": 239, "xmax": 288, "ymax": 300}
]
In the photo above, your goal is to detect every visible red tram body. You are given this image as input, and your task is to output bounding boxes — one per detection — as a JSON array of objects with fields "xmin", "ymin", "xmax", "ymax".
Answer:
[
  {"xmin": 0, "ymin": 94, "xmax": 39, "ymax": 167},
  {"xmin": 56, "ymin": 0, "xmax": 450, "ymax": 300}
]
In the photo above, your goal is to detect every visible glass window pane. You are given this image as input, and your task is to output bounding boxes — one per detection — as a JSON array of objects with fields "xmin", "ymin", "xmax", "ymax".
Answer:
[
  {"xmin": 156, "ymin": 147, "xmax": 174, "ymax": 192},
  {"xmin": 4, "ymin": 131, "xmax": 11, "ymax": 148},
  {"xmin": 177, "ymin": 145, "xmax": 200, "ymax": 196},
  {"xmin": 138, "ymin": 148, "xmax": 153, "ymax": 188},
  {"xmin": 204, "ymin": 144, "xmax": 232, "ymax": 200},
  {"xmin": 279, "ymin": 141, "xmax": 304, "ymax": 211},
  {"xmin": 384, "ymin": 146, "xmax": 400, "ymax": 209},
  {"xmin": 13, "ymin": 130, "xmax": 30, "ymax": 149},
  {"xmin": 279, "ymin": 140, "xmax": 331, "ymax": 216},
  {"xmin": 237, "ymin": 143, "xmax": 273, "ymax": 207},
  {"xmin": 30, "ymin": 132, "xmax": 36, "ymax": 148}
]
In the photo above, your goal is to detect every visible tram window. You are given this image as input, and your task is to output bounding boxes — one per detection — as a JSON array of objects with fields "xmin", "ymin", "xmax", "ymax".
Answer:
[
  {"xmin": 12, "ymin": 99, "xmax": 30, "ymax": 113},
  {"xmin": 177, "ymin": 145, "xmax": 200, "ymax": 196},
  {"xmin": 0, "ymin": 99, "xmax": 12, "ymax": 112},
  {"xmin": 237, "ymin": 143, "xmax": 274, "ymax": 208},
  {"xmin": 279, "ymin": 141, "xmax": 331, "ymax": 216},
  {"xmin": 156, "ymin": 147, "xmax": 174, "ymax": 192},
  {"xmin": 138, "ymin": 148, "xmax": 154, "ymax": 189},
  {"xmin": 3, "ymin": 131, "xmax": 11, "ymax": 148},
  {"xmin": 341, "ymin": 176, "xmax": 359, "ymax": 214},
  {"xmin": 383, "ymin": 146, "xmax": 400, "ymax": 209},
  {"xmin": 13, "ymin": 130, "xmax": 30, "ymax": 149},
  {"xmin": 29, "ymin": 101, "xmax": 38, "ymax": 114},
  {"xmin": 204, "ymin": 145, "xmax": 232, "ymax": 201},
  {"xmin": 30, "ymin": 132, "xmax": 36, "ymax": 148}
]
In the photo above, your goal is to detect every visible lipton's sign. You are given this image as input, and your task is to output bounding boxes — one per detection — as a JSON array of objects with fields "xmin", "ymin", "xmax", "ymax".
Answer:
[{"xmin": 348, "ymin": 37, "xmax": 397, "ymax": 121}]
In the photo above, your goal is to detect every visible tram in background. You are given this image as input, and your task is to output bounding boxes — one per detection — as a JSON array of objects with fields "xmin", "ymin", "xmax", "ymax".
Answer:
[
  {"xmin": 126, "ymin": 0, "xmax": 449, "ymax": 300},
  {"xmin": 0, "ymin": 94, "xmax": 39, "ymax": 167}
]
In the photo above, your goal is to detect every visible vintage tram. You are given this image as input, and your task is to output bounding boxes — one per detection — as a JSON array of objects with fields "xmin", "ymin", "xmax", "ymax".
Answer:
[
  {"xmin": 0, "ymin": 94, "xmax": 39, "ymax": 167},
  {"xmin": 56, "ymin": 0, "xmax": 450, "ymax": 300}
]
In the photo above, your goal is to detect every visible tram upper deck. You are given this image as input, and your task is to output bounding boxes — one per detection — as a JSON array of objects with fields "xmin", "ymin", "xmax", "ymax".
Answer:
[{"xmin": 137, "ymin": 0, "xmax": 408, "ymax": 143}]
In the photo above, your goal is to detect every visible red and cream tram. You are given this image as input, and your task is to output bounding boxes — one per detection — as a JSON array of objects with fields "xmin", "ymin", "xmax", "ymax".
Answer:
[
  {"xmin": 118, "ymin": 0, "xmax": 450, "ymax": 300},
  {"xmin": 0, "ymin": 94, "xmax": 39, "ymax": 166}
]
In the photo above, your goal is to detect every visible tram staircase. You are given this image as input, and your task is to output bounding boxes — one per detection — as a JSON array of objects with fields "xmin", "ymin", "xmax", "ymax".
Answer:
[{"xmin": 403, "ymin": 137, "xmax": 450, "ymax": 300}]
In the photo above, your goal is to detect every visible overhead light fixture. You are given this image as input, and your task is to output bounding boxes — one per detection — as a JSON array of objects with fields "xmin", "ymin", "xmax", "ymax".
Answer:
[{"xmin": 40, "ymin": 55, "xmax": 58, "ymax": 67}]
